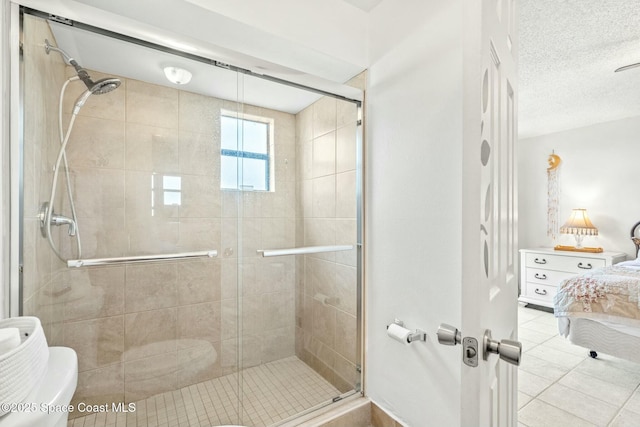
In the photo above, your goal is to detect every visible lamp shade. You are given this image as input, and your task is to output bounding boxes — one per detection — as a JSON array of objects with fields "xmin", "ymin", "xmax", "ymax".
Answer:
[{"xmin": 560, "ymin": 208, "xmax": 598, "ymax": 236}]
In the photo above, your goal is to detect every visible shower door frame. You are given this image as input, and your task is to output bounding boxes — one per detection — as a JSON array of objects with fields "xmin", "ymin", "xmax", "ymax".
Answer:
[{"xmin": 7, "ymin": 2, "xmax": 366, "ymax": 423}]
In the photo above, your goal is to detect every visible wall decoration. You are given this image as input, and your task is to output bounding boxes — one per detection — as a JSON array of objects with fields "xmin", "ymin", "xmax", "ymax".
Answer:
[{"xmin": 547, "ymin": 151, "xmax": 561, "ymax": 240}]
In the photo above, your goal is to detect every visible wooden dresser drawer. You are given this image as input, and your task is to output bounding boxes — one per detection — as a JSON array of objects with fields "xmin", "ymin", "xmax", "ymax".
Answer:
[
  {"xmin": 525, "ymin": 268, "xmax": 576, "ymax": 286},
  {"xmin": 523, "ymin": 282, "xmax": 557, "ymax": 305},
  {"xmin": 524, "ymin": 253, "xmax": 606, "ymax": 273}
]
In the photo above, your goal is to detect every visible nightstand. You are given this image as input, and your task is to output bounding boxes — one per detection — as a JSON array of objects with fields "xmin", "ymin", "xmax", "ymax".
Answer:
[{"xmin": 519, "ymin": 248, "xmax": 627, "ymax": 309}]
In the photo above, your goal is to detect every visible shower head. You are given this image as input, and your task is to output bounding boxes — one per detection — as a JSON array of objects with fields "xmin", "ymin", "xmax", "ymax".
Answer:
[
  {"xmin": 88, "ymin": 77, "xmax": 121, "ymax": 95},
  {"xmin": 44, "ymin": 39, "xmax": 121, "ymax": 95}
]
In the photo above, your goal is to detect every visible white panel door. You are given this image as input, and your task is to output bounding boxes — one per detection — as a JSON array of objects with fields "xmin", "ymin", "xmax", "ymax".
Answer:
[{"xmin": 461, "ymin": 0, "xmax": 519, "ymax": 426}]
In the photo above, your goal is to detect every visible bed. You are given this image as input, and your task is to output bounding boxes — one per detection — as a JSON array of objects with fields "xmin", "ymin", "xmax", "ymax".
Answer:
[{"xmin": 553, "ymin": 221, "xmax": 640, "ymax": 362}]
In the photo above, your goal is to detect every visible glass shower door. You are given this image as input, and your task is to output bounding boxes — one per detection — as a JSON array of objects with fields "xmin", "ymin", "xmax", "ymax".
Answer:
[{"xmin": 234, "ymin": 72, "xmax": 362, "ymax": 426}]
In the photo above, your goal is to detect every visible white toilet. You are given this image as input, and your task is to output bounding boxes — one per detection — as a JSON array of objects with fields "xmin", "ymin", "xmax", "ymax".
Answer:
[{"xmin": 0, "ymin": 347, "xmax": 78, "ymax": 427}]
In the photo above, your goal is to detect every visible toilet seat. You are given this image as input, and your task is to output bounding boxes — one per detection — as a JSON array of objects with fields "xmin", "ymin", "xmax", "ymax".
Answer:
[{"xmin": 0, "ymin": 347, "xmax": 78, "ymax": 427}]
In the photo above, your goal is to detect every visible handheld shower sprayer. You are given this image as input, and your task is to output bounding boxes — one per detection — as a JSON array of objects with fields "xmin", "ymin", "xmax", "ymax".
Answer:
[{"xmin": 41, "ymin": 39, "xmax": 122, "ymax": 261}]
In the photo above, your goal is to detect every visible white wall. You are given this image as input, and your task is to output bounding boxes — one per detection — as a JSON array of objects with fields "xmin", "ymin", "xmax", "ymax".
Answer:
[
  {"xmin": 365, "ymin": 1, "xmax": 463, "ymax": 426},
  {"xmin": 519, "ymin": 115, "xmax": 640, "ymax": 259}
]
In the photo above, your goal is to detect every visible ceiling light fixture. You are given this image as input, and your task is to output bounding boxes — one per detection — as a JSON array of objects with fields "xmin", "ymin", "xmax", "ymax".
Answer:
[{"xmin": 163, "ymin": 66, "xmax": 192, "ymax": 85}]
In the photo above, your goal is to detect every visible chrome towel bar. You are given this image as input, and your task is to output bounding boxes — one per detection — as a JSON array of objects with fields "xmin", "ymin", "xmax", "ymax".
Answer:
[
  {"xmin": 257, "ymin": 245, "xmax": 354, "ymax": 257},
  {"xmin": 67, "ymin": 250, "xmax": 218, "ymax": 268}
]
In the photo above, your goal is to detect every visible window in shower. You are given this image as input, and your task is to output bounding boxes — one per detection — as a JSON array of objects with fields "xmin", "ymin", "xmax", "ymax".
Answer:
[{"xmin": 220, "ymin": 113, "xmax": 273, "ymax": 191}]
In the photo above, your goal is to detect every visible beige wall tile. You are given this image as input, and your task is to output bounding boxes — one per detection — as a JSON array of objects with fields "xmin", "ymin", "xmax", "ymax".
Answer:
[
  {"xmin": 221, "ymin": 298, "xmax": 238, "ymax": 340},
  {"xmin": 335, "ymin": 220, "xmax": 357, "ymax": 267},
  {"xmin": 178, "ymin": 91, "xmax": 222, "ymax": 134},
  {"xmin": 124, "ymin": 122, "xmax": 178, "ymax": 173},
  {"xmin": 307, "ymin": 257, "xmax": 337, "ymax": 299},
  {"xmin": 296, "ymin": 105, "xmax": 313, "ymax": 142},
  {"xmin": 126, "ymin": 79, "xmax": 178, "ymax": 128},
  {"xmin": 61, "ymin": 266, "xmax": 125, "ymax": 321},
  {"xmin": 71, "ymin": 364, "xmax": 124, "ymax": 411},
  {"xmin": 299, "ymin": 140, "xmax": 313, "ymax": 181},
  {"xmin": 312, "ymin": 132, "xmax": 336, "ymax": 178},
  {"xmin": 177, "ymin": 301, "xmax": 221, "ymax": 348},
  {"xmin": 263, "ymin": 291, "xmax": 294, "ymax": 331},
  {"xmin": 178, "ymin": 218, "xmax": 221, "ymax": 252},
  {"xmin": 125, "ymin": 264, "xmax": 177, "ymax": 312},
  {"xmin": 179, "ymin": 130, "xmax": 219, "ymax": 176},
  {"xmin": 177, "ymin": 259, "xmax": 221, "ymax": 305},
  {"xmin": 124, "ymin": 308, "xmax": 177, "ymax": 361},
  {"xmin": 180, "ymin": 174, "xmax": 221, "ymax": 217},
  {"xmin": 336, "ymin": 123, "xmax": 357, "ymax": 173},
  {"xmin": 371, "ymin": 402, "xmax": 401, "ymax": 427},
  {"xmin": 313, "ymin": 97, "xmax": 337, "ymax": 138},
  {"xmin": 312, "ymin": 175, "xmax": 336, "ymax": 218},
  {"xmin": 66, "ymin": 115, "xmax": 125, "ymax": 169},
  {"xmin": 336, "ymin": 171, "xmax": 356, "ymax": 218},
  {"xmin": 337, "ymin": 100, "xmax": 359, "ymax": 129},
  {"xmin": 124, "ymin": 352, "xmax": 178, "ymax": 402},
  {"xmin": 221, "ymin": 259, "xmax": 238, "ymax": 300},
  {"xmin": 73, "ymin": 167, "xmax": 125, "ymax": 219},
  {"xmin": 335, "ymin": 311, "xmax": 357, "ymax": 364},
  {"xmin": 63, "ymin": 316, "xmax": 124, "ymax": 372},
  {"xmin": 262, "ymin": 327, "xmax": 295, "ymax": 363},
  {"xmin": 334, "ymin": 264, "xmax": 357, "ymax": 316},
  {"xmin": 313, "ymin": 301, "xmax": 336, "ymax": 348},
  {"xmin": 177, "ymin": 342, "xmax": 222, "ymax": 388}
]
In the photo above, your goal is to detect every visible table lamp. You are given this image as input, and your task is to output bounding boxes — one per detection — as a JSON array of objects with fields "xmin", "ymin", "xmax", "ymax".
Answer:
[{"xmin": 554, "ymin": 208, "xmax": 603, "ymax": 253}]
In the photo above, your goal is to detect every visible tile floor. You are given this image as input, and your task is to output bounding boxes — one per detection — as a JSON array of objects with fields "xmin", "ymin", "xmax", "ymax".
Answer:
[
  {"xmin": 68, "ymin": 356, "xmax": 340, "ymax": 427},
  {"xmin": 518, "ymin": 304, "xmax": 640, "ymax": 427}
]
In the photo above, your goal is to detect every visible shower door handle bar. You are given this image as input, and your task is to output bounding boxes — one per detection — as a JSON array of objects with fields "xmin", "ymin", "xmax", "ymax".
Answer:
[
  {"xmin": 67, "ymin": 250, "xmax": 218, "ymax": 268},
  {"xmin": 257, "ymin": 245, "xmax": 354, "ymax": 257}
]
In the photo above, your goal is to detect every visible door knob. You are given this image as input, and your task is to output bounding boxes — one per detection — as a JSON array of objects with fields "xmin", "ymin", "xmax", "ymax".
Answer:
[
  {"xmin": 483, "ymin": 330, "xmax": 522, "ymax": 366},
  {"xmin": 437, "ymin": 323, "xmax": 462, "ymax": 346}
]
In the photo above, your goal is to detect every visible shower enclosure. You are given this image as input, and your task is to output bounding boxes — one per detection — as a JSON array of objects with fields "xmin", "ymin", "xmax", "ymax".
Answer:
[{"xmin": 15, "ymin": 8, "xmax": 362, "ymax": 427}]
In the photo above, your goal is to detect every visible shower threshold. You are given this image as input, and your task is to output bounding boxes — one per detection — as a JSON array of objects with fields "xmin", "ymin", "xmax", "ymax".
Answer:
[{"xmin": 68, "ymin": 356, "xmax": 340, "ymax": 427}]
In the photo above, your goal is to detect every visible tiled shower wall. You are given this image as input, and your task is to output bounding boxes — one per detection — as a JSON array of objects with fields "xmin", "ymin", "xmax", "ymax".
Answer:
[
  {"xmin": 21, "ymin": 14, "xmax": 68, "ymax": 344},
  {"xmin": 294, "ymin": 73, "xmax": 363, "ymax": 393},
  {"xmin": 23, "ymin": 16, "xmax": 297, "ymax": 410}
]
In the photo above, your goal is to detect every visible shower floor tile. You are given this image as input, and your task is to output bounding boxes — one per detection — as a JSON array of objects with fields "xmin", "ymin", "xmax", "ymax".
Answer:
[{"xmin": 68, "ymin": 357, "xmax": 340, "ymax": 427}]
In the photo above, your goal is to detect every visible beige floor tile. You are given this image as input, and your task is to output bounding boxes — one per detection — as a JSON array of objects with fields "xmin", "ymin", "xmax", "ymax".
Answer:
[
  {"xmin": 519, "ymin": 370, "xmax": 554, "ymax": 397},
  {"xmin": 520, "ymin": 354, "xmax": 571, "ymax": 382},
  {"xmin": 609, "ymin": 409, "xmax": 640, "ymax": 427},
  {"xmin": 573, "ymin": 357, "xmax": 640, "ymax": 390},
  {"xmin": 518, "ymin": 327, "xmax": 556, "ymax": 345},
  {"xmin": 519, "ymin": 399, "xmax": 596, "ymax": 427},
  {"xmin": 518, "ymin": 391, "xmax": 534, "ymax": 410},
  {"xmin": 70, "ymin": 356, "xmax": 340, "ymax": 427},
  {"xmin": 542, "ymin": 335, "xmax": 592, "ymax": 358},
  {"xmin": 538, "ymin": 383, "xmax": 618, "ymax": 426},
  {"xmin": 525, "ymin": 345, "xmax": 585, "ymax": 370},
  {"xmin": 622, "ymin": 389, "xmax": 640, "ymax": 415},
  {"xmin": 559, "ymin": 370, "xmax": 635, "ymax": 407}
]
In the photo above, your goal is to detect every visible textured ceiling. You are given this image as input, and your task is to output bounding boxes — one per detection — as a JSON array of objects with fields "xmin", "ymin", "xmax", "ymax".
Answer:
[{"xmin": 519, "ymin": 0, "xmax": 640, "ymax": 138}]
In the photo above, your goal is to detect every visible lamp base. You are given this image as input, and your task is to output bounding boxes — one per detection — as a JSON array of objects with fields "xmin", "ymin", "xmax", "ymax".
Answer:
[{"xmin": 554, "ymin": 245, "xmax": 603, "ymax": 253}]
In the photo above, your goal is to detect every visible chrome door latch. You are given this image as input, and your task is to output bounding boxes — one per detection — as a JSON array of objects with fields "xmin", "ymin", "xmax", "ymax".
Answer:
[
  {"xmin": 462, "ymin": 337, "xmax": 478, "ymax": 367},
  {"xmin": 437, "ymin": 324, "xmax": 478, "ymax": 367}
]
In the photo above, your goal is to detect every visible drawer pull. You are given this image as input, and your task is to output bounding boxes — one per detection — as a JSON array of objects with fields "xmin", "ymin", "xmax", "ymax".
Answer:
[
  {"xmin": 534, "ymin": 273, "xmax": 547, "ymax": 280},
  {"xmin": 577, "ymin": 262, "xmax": 593, "ymax": 270},
  {"xmin": 534, "ymin": 288, "xmax": 547, "ymax": 296},
  {"xmin": 534, "ymin": 258, "xmax": 547, "ymax": 264}
]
